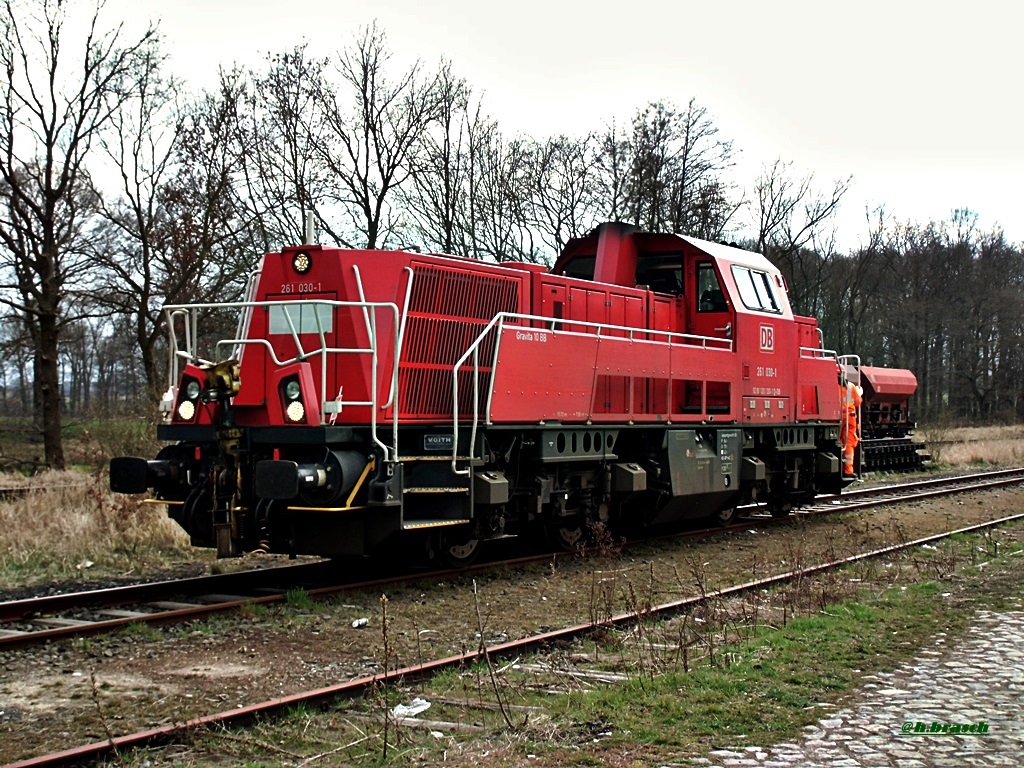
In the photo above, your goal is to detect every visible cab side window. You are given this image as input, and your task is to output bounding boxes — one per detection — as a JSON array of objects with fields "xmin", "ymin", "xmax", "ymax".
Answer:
[
  {"xmin": 697, "ymin": 262, "xmax": 727, "ymax": 312},
  {"xmin": 636, "ymin": 254, "xmax": 683, "ymax": 294},
  {"xmin": 731, "ymin": 265, "xmax": 782, "ymax": 313}
]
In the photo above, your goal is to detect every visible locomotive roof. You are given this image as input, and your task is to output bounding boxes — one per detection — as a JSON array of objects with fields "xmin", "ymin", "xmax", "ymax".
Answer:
[
  {"xmin": 679, "ymin": 235, "xmax": 781, "ymax": 273},
  {"xmin": 274, "ymin": 229, "xmax": 783, "ymax": 287}
]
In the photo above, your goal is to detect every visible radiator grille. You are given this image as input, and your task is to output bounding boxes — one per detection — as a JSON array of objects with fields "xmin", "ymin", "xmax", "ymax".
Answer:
[{"xmin": 399, "ymin": 264, "xmax": 520, "ymax": 418}]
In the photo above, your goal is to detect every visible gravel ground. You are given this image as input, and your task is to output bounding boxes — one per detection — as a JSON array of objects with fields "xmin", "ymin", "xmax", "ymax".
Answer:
[{"xmin": 2, "ymin": 483, "xmax": 1023, "ymax": 764}]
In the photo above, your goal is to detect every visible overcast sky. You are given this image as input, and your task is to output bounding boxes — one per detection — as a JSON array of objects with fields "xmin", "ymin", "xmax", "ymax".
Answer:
[{"xmin": 109, "ymin": 0, "xmax": 1023, "ymax": 250}]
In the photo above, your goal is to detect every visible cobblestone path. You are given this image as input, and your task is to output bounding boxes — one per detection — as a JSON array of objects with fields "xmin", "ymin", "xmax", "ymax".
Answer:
[{"xmin": 696, "ymin": 608, "xmax": 1024, "ymax": 767}]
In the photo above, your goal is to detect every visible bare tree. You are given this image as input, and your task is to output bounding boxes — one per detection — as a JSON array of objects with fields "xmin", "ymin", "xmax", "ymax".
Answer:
[
  {"xmin": 467, "ymin": 127, "xmax": 539, "ymax": 262},
  {"xmin": 92, "ymin": 65, "xmax": 253, "ymax": 396},
  {"xmin": 0, "ymin": 0, "xmax": 158, "ymax": 467},
  {"xmin": 754, "ymin": 158, "xmax": 850, "ymax": 257},
  {"xmin": 0, "ymin": 311, "xmax": 34, "ymax": 415},
  {"xmin": 526, "ymin": 133, "xmax": 602, "ymax": 255},
  {"xmin": 596, "ymin": 119, "xmax": 630, "ymax": 223},
  {"xmin": 598, "ymin": 100, "xmax": 737, "ymax": 238},
  {"xmin": 752, "ymin": 158, "xmax": 850, "ymax": 318},
  {"xmin": 236, "ymin": 46, "xmax": 334, "ymax": 251},
  {"xmin": 400, "ymin": 62, "xmax": 474, "ymax": 254},
  {"xmin": 89, "ymin": 42, "xmax": 180, "ymax": 394},
  {"xmin": 315, "ymin": 24, "xmax": 444, "ymax": 248}
]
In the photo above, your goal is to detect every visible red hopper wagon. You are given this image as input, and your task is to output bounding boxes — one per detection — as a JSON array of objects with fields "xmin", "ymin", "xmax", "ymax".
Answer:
[{"xmin": 858, "ymin": 366, "xmax": 929, "ymax": 471}]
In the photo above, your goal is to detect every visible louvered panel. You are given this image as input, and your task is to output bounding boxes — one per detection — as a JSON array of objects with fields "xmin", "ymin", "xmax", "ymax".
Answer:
[
  {"xmin": 398, "ymin": 367, "xmax": 490, "ymax": 418},
  {"xmin": 398, "ymin": 263, "xmax": 519, "ymax": 418}
]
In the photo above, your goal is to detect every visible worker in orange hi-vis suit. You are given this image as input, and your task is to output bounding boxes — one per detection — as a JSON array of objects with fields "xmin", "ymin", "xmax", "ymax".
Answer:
[{"xmin": 840, "ymin": 381, "xmax": 862, "ymax": 476}]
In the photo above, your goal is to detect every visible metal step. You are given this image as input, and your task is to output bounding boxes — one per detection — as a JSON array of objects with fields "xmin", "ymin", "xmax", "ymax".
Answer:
[
  {"xmin": 398, "ymin": 455, "xmax": 475, "ymax": 462},
  {"xmin": 402, "ymin": 518, "xmax": 472, "ymax": 530}
]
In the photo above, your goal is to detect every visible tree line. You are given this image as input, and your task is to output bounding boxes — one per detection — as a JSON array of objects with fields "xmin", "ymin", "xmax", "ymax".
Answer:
[{"xmin": 1, "ymin": 0, "xmax": 1020, "ymax": 468}]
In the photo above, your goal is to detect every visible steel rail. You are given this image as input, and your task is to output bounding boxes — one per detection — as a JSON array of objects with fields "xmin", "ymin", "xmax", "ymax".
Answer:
[
  {"xmin": 10, "ymin": 509, "xmax": 1024, "ymax": 768},
  {"xmin": 810, "ymin": 466, "xmax": 1024, "ymax": 505}
]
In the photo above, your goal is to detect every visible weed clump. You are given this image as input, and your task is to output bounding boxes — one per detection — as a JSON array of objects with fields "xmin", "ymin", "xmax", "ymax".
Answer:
[{"xmin": 0, "ymin": 470, "xmax": 191, "ymax": 587}]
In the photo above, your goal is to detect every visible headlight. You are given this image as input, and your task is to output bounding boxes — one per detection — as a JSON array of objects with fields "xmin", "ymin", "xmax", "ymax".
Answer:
[
  {"xmin": 286, "ymin": 401, "xmax": 305, "ymax": 422},
  {"xmin": 284, "ymin": 380, "xmax": 302, "ymax": 401},
  {"xmin": 292, "ymin": 251, "xmax": 311, "ymax": 274},
  {"xmin": 185, "ymin": 380, "xmax": 201, "ymax": 400},
  {"xmin": 177, "ymin": 400, "xmax": 196, "ymax": 420}
]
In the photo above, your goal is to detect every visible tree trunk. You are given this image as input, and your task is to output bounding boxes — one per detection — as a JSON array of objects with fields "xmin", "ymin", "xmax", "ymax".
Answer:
[
  {"xmin": 36, "ymin": 310, "xmax": 64, "ymax": 469},
  {"xmin": 138, "ymin": 310, "xmax": 161, "ymax": 399}
]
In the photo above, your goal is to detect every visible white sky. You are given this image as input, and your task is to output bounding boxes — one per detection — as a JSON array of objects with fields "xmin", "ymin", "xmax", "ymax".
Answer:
[{"xmin": 108, "ymin": 0, "xmax": 1023, "ymax": 250}]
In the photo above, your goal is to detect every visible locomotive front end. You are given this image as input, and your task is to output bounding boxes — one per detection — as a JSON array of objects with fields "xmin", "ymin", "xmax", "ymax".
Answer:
[{"xmin": 110, "ymin": 240, "xmax": 405, "ymax": 558}]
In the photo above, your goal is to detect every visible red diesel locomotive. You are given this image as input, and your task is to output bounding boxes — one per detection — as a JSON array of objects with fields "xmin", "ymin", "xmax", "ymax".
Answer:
[{"xmin": 111, "ymin": 222, "xmax": 863, "ymax": 564}]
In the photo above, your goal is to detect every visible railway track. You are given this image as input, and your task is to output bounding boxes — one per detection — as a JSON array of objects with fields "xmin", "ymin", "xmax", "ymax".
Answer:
[
  {"xmin": 2, "ymin": 467, "xmax": 1022, "ymax": 653},
  {"xmin": 0, "ymin": 559, "xmax": 338, "ymax": 649},
  {"xmin": 9, "ymin": 477, "xmax": 1024, "ymax": 768}
]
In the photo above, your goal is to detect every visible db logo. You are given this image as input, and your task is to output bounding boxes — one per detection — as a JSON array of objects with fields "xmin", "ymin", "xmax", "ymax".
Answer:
[{"xmin": 759, "ymin": 324, "xmax": 775, "ymax": 352}]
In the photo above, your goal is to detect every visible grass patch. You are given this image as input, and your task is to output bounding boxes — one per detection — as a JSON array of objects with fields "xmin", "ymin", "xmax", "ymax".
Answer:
[
  {"xmin": 139, "ymin": 524, "xmax": 1024, "ymax": 767},
  {"xmin": 285, "ymin": 588, "xmax": 316, "ymax": 611},
  {"xmin": 917, "ymin": 422, "xmax": 1024, "ymax": 467},
  {"xmin": 0, "ymin": 415, "xmax": 160, "ymax": 473},
  {"xmin": 564, "ymin": 580, "xmax": 965, "ymax": 756},
  {"xmin": 120, "ymin": 621, "xmax": 165, "ymax": 642},
  {"xmin": 0, "ymin": 470, "xmax": 194, "ymax": 589}
]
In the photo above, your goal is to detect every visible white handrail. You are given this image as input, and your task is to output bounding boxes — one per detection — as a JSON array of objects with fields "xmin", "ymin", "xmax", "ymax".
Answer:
[
  {"xmin": 387, "ymin": 267, "xmax": 415, "ymax": 411},
  {"xmin": 162, "ymin": 297, "xmax": 401, "ymax": 462},
  {"xmin": 799, "ymin": 346, "xmax": 839, "ymax": 360},
  {"xmin": 450, "ymin": 312, "xmax": 736, "ymax": 475}
]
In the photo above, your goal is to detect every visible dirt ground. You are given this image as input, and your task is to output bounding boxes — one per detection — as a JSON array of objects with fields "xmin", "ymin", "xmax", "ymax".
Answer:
[{"xmin": 2, "ymin": 483, "xmax": 1024, "ymax": 764}]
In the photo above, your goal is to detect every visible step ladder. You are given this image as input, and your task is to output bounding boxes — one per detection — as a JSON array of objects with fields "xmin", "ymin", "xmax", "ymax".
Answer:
[{"xmin": 398, "ymin": 455, "xmax": 473, "ymax": 530}]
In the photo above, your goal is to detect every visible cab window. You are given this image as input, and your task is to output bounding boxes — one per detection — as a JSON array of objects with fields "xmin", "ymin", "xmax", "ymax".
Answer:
[
  {"xmin": 560, "ymin": 256, "xmax": 595, "ymax": 281},
  {"xmin": 636, "ymin": 254, "xmax": 683, "ymax": 294},
  {"xmin": 731, "ymin": 265, "xmax": 782, "ymax": 313},
  {"xmin": 697, "ymin": 262, "xmax": 727, "ymax": 312},
  {"xmin": 269, "ymin": 303, "xmax": 334, "ymax": 334}
]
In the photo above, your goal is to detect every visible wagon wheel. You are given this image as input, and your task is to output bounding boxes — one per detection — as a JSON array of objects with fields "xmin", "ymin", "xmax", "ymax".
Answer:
[
  {"xmin": 711, "ymin": 505, "xmax": 738, "ymax": 527},
  {"xmin": 428, "ymin": 525, "xmax": 482, "ymax": 568}
]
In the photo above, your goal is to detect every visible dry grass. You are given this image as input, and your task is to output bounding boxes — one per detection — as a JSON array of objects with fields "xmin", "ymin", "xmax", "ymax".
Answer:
[
  {"xmin": 916, "ymin": 423, "xmax": 1024, "ymax": 466},
  {"xmin": 0, "ymin": 470, "xmax": 193, "ymax": 589}
]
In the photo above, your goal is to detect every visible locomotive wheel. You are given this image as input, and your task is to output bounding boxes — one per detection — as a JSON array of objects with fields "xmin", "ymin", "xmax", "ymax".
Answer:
[
  {"xmin": 712, "ymin": 505, "xmax": 738, "ymax": 527},
  {"xmin": 429, "ymin": 526, "xmax": 482, "ymax": 568},
  {"xmin": 178, "ymin": 484, "xmax": 213, "ymax": 543},
  {"xmin": 546, "ymin": 520, "xmax": 586, "ymax": 551},
  {"xmin": 768, "ymin": 500, "xmax": 793, "ymax": 518}
]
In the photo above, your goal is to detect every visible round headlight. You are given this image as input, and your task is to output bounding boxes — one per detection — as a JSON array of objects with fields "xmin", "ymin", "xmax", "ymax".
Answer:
[
  {"xmin": 177, "ymin": 400, "xmax": 196, "ymax": 421},
  {"xmin": 293, "ymin": 251, "xmax": 311, "ymax": 274},
  {"xmin": 286, "ymin": 401, "xmax": 305, "ymax": 422},
  {"xmin": 184, "ymin": 380, "xmax": 201, "ymax": 400},
  {"xmin": 284, "ymin": 380, "xmax": 302, "ymax": 401}
]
